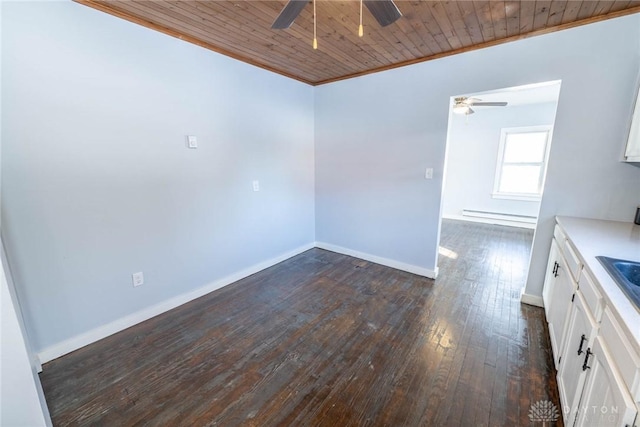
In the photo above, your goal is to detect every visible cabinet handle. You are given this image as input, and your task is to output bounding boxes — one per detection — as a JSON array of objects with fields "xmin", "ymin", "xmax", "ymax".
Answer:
[
  {"xmin": 553, "ymin": 262, "xmax": 560, "ymax": 277},
  {"xmin": 552, "ymin": 261, "xmax": 558, "ymax": 275},
  {"xmin": 577, "ymin": 334, "xmax": 587, "ymax": 355},
  {"xmin": 582, "ymin": 348, "xmax": 592, "ymax": 371}
]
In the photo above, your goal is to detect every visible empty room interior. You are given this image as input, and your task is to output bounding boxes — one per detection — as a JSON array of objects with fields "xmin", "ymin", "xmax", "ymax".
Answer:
[{"xmin": 2, "ymin": 1, "xmax": 640, "ymax": 426}]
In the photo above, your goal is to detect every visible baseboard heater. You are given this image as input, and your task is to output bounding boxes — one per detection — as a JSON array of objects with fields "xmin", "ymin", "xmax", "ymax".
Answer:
[{"xmin": 461, "ymin": 209, "xmax": 537, "ymax": 224}]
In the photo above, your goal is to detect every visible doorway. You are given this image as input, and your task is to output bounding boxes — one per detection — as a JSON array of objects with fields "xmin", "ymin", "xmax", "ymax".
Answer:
[
  {"xmin": 442, "ymin": 81, "xmax": 561, "ymax": 229},
  {"xmin": 437, "ymin": 80, "xmax": 562, "ymax": 280}
]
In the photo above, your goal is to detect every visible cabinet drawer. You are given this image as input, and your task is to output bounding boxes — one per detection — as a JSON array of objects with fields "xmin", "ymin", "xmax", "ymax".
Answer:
[
  {"xmin": 601, "ymin": 308, "xmax": 640, "ymax": 400},
  {"xmin": 554, "ymin": 224, "xmax": 567, "ymax": 243},
  {"xmin": 562, "ymin": 239, "xmax": 582, "ymax": 283},
  {"xmin": 579, "ymin": 268, "xmax": 603, "ymax": 322}
]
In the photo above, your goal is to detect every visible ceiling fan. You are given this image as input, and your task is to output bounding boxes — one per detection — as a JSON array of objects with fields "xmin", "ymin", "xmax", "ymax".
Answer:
[
  {"xmin": 453, "ymin": 97, "xmax": 508, "ymax": 115},
  {"xmin": 272, "ymin": 0, "xmax": 402, "ymax": 43}
]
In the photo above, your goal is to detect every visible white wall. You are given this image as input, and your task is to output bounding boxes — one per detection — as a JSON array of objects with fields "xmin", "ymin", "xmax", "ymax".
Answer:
[
  {"xmin": 1, "ymin": 1, "xmax": 50, "ymax": 423},
  {"xmin": 443, "ymin": 101, "xmax": 558, "ymax": 219},
  {"xmin": 1, "ymin": 1, "xmax": 315, "ymax": 354},
  {"xmin": 1, "ymin": 246, "xmax": 51, "ymax": 426},
  {"xmin": 315, "ymin": 13, "xmax": 640, "ymax": 298}
]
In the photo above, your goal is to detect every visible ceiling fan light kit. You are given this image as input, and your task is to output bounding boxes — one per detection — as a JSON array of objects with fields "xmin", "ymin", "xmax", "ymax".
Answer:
[
  {"xmin": 272, "ymin": 0, "xmax": 402, "ymax": 49},
  {"xmin": 453, "ymin": 105, "xmax": 472, "ymax": 115}
]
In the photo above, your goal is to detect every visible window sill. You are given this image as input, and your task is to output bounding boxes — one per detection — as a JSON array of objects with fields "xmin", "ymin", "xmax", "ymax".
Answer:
[{"xmin": 492, "ymin": 192, "xmax": 542, "ymax": 202}]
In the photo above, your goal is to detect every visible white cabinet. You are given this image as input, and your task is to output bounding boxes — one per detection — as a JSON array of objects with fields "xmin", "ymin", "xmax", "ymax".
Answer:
[
  {"xmin": 600, "ymin": 308, "xmax": 640, "ymax": 404},
  {"xmin": 578, "ymin": 268, "xmax": 604, "ymax": 323},
  {"xmin": 574, "ymin": 336, "xmax": 637, "ymax": 426},
  {"xmin": 557, "ymin": 291, "xmax": 598, "ymax": 425},
  {"xmin": 625, "ymin": 84, "xmax": 640, "ymax": 162},
  {"xmin": 544, "ymin": 238, "xmax": 578, "ymax": 368},
  {"xmin": 542, "ymin": 238, "xmax": 560, "ymax": 310},
  {"xmin": 545, "ymin": 218, "xmax": 640, "ymax": 427}
]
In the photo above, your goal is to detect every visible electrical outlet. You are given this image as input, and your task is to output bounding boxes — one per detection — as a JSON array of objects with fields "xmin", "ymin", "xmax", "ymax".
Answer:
[
  {"xmin": 252, "ymin": 180, "xmax": 260, "ymax": 192},
  {"xmin": 425, "ymin": 168, "xmax": 434, "ymax": 179},
  {"xmin": 186, "ymin": 135, "xmax": 198, "ymax": 149},
  {"xmin": 132, "ymin": 272, "xmax": 144, "ymax": 287}
]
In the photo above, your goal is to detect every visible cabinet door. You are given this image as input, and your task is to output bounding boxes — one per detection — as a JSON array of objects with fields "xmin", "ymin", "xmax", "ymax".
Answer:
[
  {"xmin": 542, "ymin": 238, "xmax": 560, "ymax": 313},
  {"xmin": 575, "ymin": 336, "xmax": 637, "ymax": 427},
  {"xmin": 547, "ymin": 253, "xmax": 576, "ymax": 367},
  {"xmin": 557, "ymin": 291, "xmax": 597, "ymax": 426}
]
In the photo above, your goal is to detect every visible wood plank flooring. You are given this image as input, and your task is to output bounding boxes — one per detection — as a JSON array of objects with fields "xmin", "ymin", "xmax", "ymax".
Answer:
[{"xmin": 40, "ymin": 220, "xmax": 561, "ymax": 426}]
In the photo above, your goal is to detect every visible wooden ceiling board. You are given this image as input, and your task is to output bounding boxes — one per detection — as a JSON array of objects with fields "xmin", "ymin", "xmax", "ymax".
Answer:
[
  {"xmin": 532, "ymin": 1, "xmax": 552, "ymax": 31},
  {"xmin": 455, "ymin": 1, "xmax": 484, "ymax": 44},
  {"xmin": 560, "ymin": 0, "xmax": 584, "ymax": 23},
  {"xmin": 442, "ymin": 1, "xmax": 473, "ymax": 47},
  {"xmin": 401, "ymin": 5, "xmax": 439, "ymax": 54},
  {"xmin": 577, "ymin": 0, "xmax": 599, "ymax": 19},
  {"xmin": 613, "ymin": 1, "xmax": 636, "ymax": 13},
  {"xmin": 545, "ymin": 1, "xmax": 568, "ymax": 27},
  {"xmin": 75, "ymin": 0, "xmax": 640, "ymax": 85},
  {"xmin": 489, "ymin": 1, "xmax": 508, "ymax": 39},
  {"xmin": 592, "ymin": 1, "xmax": 614, "ymax": 15},
  {"xmin": 473, "ymin": 1, "xmax": 497, "ymax": 42}
]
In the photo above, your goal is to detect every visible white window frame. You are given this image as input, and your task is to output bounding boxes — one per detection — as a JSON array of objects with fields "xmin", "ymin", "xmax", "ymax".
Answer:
[{"xmin": 492, "ymin": 125, "xmax": 552, "ymax": 201}]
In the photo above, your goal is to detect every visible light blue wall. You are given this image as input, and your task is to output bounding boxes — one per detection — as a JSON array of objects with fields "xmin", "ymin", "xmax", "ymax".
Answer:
[
  {"xmin": 315, "ymin": 76, "xmax": 446, "ymax": 271},
  {"xmin": 1, "ymin": 1, "xmax": 315, "ymax": 352},
  {"xmin": 314, "ymin": 14, "xmax": 640, "ymax": 298}
]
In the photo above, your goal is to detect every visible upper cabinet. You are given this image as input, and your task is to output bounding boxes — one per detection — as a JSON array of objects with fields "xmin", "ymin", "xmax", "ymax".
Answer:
[{"xmin": 624, "ymin": 84, "xmax": 640, "ymax": 162}]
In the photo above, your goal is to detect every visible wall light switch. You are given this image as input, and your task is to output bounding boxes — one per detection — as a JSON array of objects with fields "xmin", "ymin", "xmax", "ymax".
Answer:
[
  {"xmin": 252, "ymin": 180, "xmax": 260, "ymax": 192},
  {"xmin": 132, "ymin": 272, "xmax": 144, "ymax": 287},
  {"xmin": 187, "ymin": 135, "xmax": 198, "ymax": 149},
  {"xmin": 425, "ymin": 168, "xmax": 434, "ymax": 179}
]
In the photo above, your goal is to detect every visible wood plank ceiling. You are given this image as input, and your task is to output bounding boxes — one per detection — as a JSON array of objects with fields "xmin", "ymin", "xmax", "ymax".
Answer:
[{"xmin": 76, "ymin": 0, "xmax": 640, "ymax": 85}]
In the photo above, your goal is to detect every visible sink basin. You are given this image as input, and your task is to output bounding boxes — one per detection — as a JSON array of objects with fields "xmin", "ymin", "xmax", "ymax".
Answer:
[{"xmin": 596, "ymin": 256, "xmax": 640, "ymax": 310}]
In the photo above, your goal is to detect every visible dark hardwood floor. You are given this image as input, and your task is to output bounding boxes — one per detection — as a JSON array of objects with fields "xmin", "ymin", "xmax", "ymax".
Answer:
[{"xmin": 40, "ymin": 220, "xmax": 561, "ymax": 426}]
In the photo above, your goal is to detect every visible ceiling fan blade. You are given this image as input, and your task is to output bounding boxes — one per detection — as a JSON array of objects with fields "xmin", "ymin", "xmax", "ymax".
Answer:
[
  {"xmin": 470, "ymin": 101, "xmax": 508, "ymax": 107},
  {"xmin": 363, "ymin": 0, "xmax": 402, "ymax": 27},
  {"xmin": 272, "ymin": 0, "xmax": 308, "ymax": 29}
]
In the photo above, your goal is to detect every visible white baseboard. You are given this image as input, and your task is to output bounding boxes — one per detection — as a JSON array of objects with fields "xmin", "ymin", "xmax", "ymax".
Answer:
[
  {"xmin": 443, "ymin": 214, "xmax": 537, "ymax": 230},
  {"xmin": 37, "ymin": 243, "xmax": 315, "ymax": 365},
  {"xmin": 521, "ymin": 293, "xmax": 544, "ymax": 307},
  {"xmin": 33, "ymin": 355, "xmax": 43, "ymax": 373},
  {"xmin": 315, "ymin": 242, "xmax": 438, "ymax": 279}
]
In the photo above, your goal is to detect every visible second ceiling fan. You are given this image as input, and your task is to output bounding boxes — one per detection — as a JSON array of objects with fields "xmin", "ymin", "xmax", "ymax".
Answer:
[{"xmin": 453, "ymin": 97, "xmax": 508, "ymax": 115}]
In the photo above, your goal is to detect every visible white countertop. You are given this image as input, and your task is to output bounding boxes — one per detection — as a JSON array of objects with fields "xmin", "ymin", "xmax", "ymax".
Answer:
[{"xmin": 556, "ymin": 216, "xmax": 640, "ymax": 348}]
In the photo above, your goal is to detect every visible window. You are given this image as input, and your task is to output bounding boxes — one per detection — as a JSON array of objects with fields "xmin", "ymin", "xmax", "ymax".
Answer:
[{"xmin": 493, "ymin": 126, "xmax": 551, "ymax": 201}]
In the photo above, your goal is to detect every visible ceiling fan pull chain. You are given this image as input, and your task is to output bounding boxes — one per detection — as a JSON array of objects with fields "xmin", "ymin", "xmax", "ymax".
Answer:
[
  {"xmin": 313, "ymin": 0, "xmax": 318, "ymax": 49},
  {"xmin": 359, "ymin": 0, "xmax": 364, "ymax": 37}
]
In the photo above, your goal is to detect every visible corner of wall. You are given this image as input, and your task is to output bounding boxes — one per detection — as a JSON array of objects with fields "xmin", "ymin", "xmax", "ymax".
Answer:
[{"xmin": 314, "ymin": 242, "xmax": 437, "ymax": 279}]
